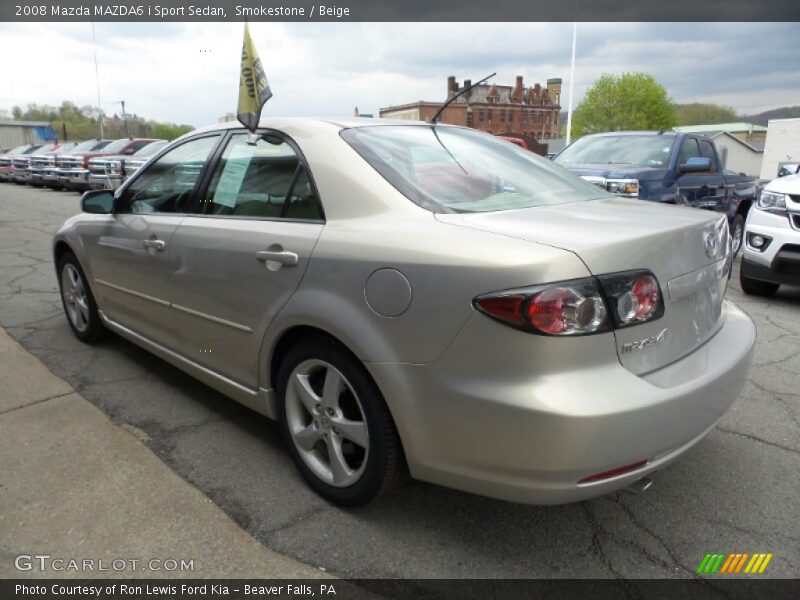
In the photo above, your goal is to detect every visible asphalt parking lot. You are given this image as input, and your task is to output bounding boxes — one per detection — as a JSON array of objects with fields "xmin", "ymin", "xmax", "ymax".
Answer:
[{"xmin": 1, "ymin": 182, "xmax": 798, "ymax": 580}]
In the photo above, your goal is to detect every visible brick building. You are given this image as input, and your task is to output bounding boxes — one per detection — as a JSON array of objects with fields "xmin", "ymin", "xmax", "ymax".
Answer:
[{"xmin": 379, "ymin": 75, "xmax": 562, "ymax": 140}]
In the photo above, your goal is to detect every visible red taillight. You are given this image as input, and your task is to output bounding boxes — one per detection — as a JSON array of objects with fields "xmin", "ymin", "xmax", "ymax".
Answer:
[
  {"xmin": 631, "ymin": 275, "xmax": 659, "ymax": 320},
  {"xmin": 475, "ymin": 279, "xmax": 608, "ymax": 336},
  {"xmin": 578, "ymin": 460, "xmax": 648, "ymax": 484},
  {"xmin": 597, "ymin": 270, "xmax": 664, "ymax": 329},
  {"xmin": 475, "ymin": 295, "xmax": 524, "ymax": 326},
  {"xmin": 475, "ymin": 271, "xmax": 663, "ymax": 336},
  {"xmin": 527, "ymin": 287, "xmax": 573, "ymax": 334}
]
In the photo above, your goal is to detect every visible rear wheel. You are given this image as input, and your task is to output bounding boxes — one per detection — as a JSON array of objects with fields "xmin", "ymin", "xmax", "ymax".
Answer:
[
  {"xmin": 276, "ymin": 336, "xmax": 406, "ymax": 506},
  {"xmin": 57, "ymin": 252, "xmax": 108, "ymax": 342},
  {"xmin": 739, "ymin": 266, "xmax": 779, "ymax": 297}
]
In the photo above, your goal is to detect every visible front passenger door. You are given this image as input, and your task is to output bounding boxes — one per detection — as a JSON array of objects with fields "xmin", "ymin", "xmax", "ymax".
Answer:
[{"xmin": 81, "ymin": 134, "xmax": 221, "ymax": 346}]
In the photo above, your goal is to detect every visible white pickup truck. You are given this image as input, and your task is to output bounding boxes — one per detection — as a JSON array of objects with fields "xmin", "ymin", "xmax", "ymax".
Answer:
[{"xmin": 740, "ymin": 174, "xmax": 800, "ymax": 295}]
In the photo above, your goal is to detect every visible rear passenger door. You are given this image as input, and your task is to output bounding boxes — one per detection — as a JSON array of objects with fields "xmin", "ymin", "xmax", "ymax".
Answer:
[{"xmin": 168, "ymin": 131, "xmax": 325, "ymax": 389}]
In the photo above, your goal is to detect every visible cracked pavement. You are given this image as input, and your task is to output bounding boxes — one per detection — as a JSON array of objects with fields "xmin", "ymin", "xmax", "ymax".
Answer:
[{"xmin": 1, "ymin": 183, "xmax": 798, "ymax": 580}]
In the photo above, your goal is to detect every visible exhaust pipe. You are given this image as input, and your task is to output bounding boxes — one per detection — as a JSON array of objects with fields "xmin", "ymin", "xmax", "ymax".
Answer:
[{"xmin": 625, "ymin": 476, "xmax": 653, "ymax": 495}]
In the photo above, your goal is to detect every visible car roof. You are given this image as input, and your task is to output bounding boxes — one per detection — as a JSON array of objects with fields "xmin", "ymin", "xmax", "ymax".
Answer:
[{"xmin": 187, "ymin": 116, "xmax": 452, "ymax": 137}]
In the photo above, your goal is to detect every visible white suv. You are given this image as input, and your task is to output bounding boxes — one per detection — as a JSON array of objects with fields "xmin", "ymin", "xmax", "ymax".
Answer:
[{"xmin": 740, "ymin": 174, "xmax": 800, "ymax": 295}]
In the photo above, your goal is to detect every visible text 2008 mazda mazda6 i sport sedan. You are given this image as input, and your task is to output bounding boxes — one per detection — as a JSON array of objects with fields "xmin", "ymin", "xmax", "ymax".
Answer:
[{"xmin": 53, "ymin": 118, "xmax": 756, "ymax": 506}]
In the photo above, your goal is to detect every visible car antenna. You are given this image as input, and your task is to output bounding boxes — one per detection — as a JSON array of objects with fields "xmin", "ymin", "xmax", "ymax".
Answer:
[{"xmin": 428, "ymin": 72, "xmax": 496, "ymax": 125}]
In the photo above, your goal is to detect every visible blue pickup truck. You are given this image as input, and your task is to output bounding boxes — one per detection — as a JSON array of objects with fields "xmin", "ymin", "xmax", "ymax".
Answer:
[{"xmin": 553, "ymin": 131, "xmax": 760, "ymax": 255}]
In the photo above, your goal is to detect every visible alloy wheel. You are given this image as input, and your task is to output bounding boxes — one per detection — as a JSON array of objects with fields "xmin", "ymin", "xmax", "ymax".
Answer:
[
  {"xmin": 61, "ymin": 263, "xmax": 90, "ymax": 333},
  {"xmin": 285, "ymin": 359, "xmax": 370, "ymax": 487},
  {"xmin": 731, "ymin": 220, "xmax": 744, "ymax": 256}
]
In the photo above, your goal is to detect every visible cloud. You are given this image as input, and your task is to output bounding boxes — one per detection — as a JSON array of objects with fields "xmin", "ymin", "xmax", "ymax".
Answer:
[{"xmin": 1, "ymin": 22, "xmax": 797, "ymax": 127}]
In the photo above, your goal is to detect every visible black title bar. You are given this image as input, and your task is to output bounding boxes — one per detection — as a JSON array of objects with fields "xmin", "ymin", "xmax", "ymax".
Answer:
[
  {"xmin": 4, "ymin": 578, "xmax": 800, "ymax": 600},
  {"xmin": 3, "ymin": 0, "xmax": 799, "ymax": 21}
]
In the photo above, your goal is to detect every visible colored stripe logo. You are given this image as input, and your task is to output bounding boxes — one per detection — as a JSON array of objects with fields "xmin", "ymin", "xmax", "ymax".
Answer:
[{"xmin": 697, "ymin": 553, "xmax": 773, "ymax": 574}]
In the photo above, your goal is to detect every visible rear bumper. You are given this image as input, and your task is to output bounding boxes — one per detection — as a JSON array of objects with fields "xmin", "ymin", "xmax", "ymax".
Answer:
[{"xmin": 368, "ymin": 300, "xmax": 755, "ymax": 504}]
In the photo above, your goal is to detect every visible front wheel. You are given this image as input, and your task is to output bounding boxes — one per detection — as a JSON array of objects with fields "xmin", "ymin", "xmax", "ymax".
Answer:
[
  {"xmin": 730, "ymin": 214, "xmax": 744, "ymax": 257},
  {"xmin": 276, "ymin": 336, "xmax": 406, "ymax": 506},
  {"xmin": 57, "ymin": 252, "xmax": 108, "ymax": 342}
]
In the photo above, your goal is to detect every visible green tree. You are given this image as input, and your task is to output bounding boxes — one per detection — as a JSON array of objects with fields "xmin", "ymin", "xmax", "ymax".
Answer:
[
  {"xmin": 6, "ymin": 99, "xmax": 195, "ymax": 141},
  {"xmin": 572, "ymin": 73, "xmax": 677, "ymax": 136},
  {"xmin": 675, "ymin": 103, "xmax": 738, "ymax": 126}
]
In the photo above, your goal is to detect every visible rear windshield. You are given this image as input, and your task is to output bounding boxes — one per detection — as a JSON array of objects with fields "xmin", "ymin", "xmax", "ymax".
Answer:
[
  {"xmin": 555, "ymin": 135, "xmax": 676, "ymax": 168},
  {"xmin": 340, "ymin": 125, "xmax": 604, "ymax": 213}
]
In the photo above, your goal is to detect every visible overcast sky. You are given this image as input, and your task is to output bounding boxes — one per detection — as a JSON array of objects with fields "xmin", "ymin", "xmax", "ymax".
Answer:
[{"xmin": 1, "ymin": 22, "xmax": 798, "ymax": 127}]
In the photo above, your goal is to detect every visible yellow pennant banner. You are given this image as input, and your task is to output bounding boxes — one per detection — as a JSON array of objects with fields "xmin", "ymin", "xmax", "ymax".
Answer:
[{"xmin": 237, "ymin": 23, "xmax": 273, "ymax": 133}]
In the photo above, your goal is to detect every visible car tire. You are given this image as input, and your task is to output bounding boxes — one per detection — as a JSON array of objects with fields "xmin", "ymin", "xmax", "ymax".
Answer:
[
  {"xmin": 739, "ymin": 267, "xmax": 779, "ymax": 297},
  {"xmin": 57, "ymin": 252, "xmax": 108, "ymax": 343},
  {"xmin": 730, "ymin": 214, "xmax": 744, "ymax": 257},
  {"xmin": 276, "ymin": 335, "xmax": 406, "ymax": 506}
]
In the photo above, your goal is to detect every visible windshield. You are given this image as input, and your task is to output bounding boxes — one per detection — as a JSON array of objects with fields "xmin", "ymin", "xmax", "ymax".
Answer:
[
  {"xmin": 70, "ymin": 140, "xmax": 103, "ymax": 153},
  {"xmin": 555, "ymin": 135, "xmax": 676, "ymax": 168},
  {"xmin": 7, "ymin": 145, "xmax": 31, "ymax": 154},
  {"xmin": 341, "ymin": 125, "xmax": 605, "ymax": 213},
  {"xmin": 133, "ymin": 140, "xmax": 167, "ymax": 157},
  {"xmin": 101, "ymin": 139, "xmax": 130, "ymax": 154},
  {"xmin": 32, "ymin": 144, "xmax": 57, "ymax": 154}
]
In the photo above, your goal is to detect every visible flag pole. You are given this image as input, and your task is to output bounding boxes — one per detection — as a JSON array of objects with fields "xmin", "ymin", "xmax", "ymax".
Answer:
[
  {"xmin": 91, "ymin": 22, "xmax": 104, "ymax": 139},
  {"xmin": 565, "ymin": 20, "xmax": 577, "ymax": 146}
]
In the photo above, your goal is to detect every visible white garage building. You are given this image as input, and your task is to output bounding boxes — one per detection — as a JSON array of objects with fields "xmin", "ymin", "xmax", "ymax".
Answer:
[{"xmin": 760, "ymin": 118, "xmax": 800, "ymax": 180}]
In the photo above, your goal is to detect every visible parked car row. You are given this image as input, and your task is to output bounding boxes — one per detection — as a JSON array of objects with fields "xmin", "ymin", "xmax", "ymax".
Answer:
[{"xmin": 0, "ymin": 137, "xmax": 166, "ymax": 192}]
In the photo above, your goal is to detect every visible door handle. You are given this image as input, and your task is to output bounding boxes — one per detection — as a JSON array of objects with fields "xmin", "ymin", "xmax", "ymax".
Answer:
[
  {"xmin": 256, "ymin": 250, "xmax": 299, "ymax": 267},
  {"xmin": 142, "ymin": 239, "xmax": 166, "ymax": 252}
]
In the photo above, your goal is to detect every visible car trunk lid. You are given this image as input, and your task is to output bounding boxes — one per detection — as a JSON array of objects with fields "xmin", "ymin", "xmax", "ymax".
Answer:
[{"xmin": 437, "ymin": 198, "xmax": 730, "ymax": 375}]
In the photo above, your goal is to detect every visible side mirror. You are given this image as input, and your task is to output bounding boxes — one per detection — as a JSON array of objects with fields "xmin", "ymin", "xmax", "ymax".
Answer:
[
  {"xmin": 81, "ymin": 190, "xmax": 114, "ymax": 214},
  {"xmin": 679, "ymin": 156, "xmax": 712, "ymax": 173}
]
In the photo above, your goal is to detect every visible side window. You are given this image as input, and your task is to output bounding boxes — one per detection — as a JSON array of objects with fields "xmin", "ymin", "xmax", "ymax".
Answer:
[
  {"xmin": 203, "ymin": 132, "xmax": 323, "ymax": 220},
  {"xmin": 284, "ymin": 166, "xmax": 324, "ymax": 220},
  {"xmin": 118, "ymin": 135, "xmax": 219, "ymax": 215},
  {"xmin": 678, "ymin": 138, "xmax": 701, "ymax": 166},
  {"xmin": 698, "ymin": 140, "xmax": 719, "ymax": 173}
]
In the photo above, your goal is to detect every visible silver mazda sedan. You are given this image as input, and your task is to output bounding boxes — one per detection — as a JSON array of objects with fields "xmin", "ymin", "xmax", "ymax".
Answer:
[{"xmin": 53, "ymin": 118, "xmax": 756, "ymax": 506}]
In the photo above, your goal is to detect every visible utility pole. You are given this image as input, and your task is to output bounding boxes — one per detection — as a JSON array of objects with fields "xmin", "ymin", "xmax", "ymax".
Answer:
[{"xmin": 115, "ymin": 100, "xmax": 129, "ymax": 137}]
